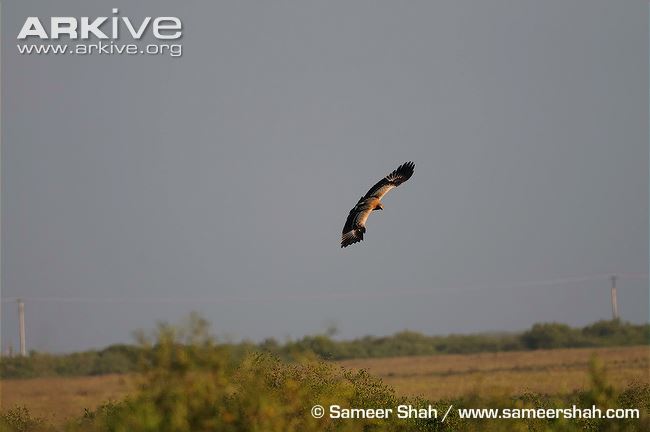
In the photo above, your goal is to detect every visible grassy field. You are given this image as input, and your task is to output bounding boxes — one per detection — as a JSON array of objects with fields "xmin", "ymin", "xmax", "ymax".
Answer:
[
  {"xmin": 0, "ymin": 374, "xmax": 134, "ymax": 426},
  {"xmin": 1, "ymin": 345, "xmax": 648, "ymax": 426},
  {"xmin": 340, "ymin": 345, "xmax": 650, "ymax": 401}
]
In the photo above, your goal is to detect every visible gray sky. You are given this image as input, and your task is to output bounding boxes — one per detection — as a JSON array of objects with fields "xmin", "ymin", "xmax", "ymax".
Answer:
[{"xmin": 2, "ymin": 0, "xmax": 648, "ymax": 352}]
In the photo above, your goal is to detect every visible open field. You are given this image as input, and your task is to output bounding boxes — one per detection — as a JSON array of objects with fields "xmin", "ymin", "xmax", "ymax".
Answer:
[
  {"xmin": 340, "ymin": 345, "xmax": 650, "ymax": 401},
  {"xmin": 0, "ymin": 374, "xmax": 135, "ymax": 426},
  {"xmin": 1, "ymin": 345, "xmax": 648, "ymax": 425}
]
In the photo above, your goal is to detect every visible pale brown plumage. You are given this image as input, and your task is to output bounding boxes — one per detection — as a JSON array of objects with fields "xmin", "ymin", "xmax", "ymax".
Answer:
[{"xmin": 341, "ymin": 161, "xmax": 415, "ymax": 248}]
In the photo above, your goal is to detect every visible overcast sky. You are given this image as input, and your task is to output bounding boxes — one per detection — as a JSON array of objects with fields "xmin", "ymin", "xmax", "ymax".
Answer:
[{"xmin": 2, "ymin": 0, "xmax": 648, "ymax": 352}]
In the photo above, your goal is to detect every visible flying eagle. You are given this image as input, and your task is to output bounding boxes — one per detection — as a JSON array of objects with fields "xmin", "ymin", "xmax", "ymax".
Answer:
[{"xmin": 341, "ymin": 161, "xmax": 415, "ymax": 248}]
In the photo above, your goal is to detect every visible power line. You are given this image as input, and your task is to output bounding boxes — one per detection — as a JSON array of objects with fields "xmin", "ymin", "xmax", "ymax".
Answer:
[{"xmin": 1, "ymin": 272, "xmax": 646, "ymax": 304}]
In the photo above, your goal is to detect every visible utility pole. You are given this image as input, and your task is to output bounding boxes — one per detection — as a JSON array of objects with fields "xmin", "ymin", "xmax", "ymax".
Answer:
[
  {"xmin": 610, "ymin": 275, "xmax": 619, "ymax": 321},
  {"xmin": 18, "ymin": 299, "xmax": 26, "ymax": 356}
]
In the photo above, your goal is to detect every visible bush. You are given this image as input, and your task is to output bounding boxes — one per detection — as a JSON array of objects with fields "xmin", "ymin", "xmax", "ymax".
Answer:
[
  {"xmin": 65, "ymin": 315, "xmax": 454, "ymax": 432},
  {"xmin": 0, "ymin": 406, "xmax": 51, "ymax": 432},
  {"xmin": 520, "ymin": 323, "xmax": 585, "ymax": 349}
]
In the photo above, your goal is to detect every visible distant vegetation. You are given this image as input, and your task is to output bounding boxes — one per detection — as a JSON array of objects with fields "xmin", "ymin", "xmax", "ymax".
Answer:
[
  {"xmin": 1, "ymin": 319, "xmax": 648, "ymax": 379},
  {"xmin": 1, "ymin": 315, "xmax": 648, "ymax": 431}
]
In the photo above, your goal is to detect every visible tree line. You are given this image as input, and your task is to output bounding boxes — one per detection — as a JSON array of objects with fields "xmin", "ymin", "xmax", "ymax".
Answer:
[{"xmin": 2, "ymin": 319, "xmax": 648, "ymax": 379}]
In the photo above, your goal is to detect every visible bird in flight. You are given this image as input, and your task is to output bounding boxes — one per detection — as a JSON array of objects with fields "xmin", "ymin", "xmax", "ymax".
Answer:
[{"xmin": 341, "ymin": 161, "xmax": 415, "ymax": 248}]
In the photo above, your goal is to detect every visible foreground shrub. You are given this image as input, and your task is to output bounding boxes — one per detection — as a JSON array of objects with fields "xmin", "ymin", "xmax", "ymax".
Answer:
[
  {"xmin": 64, "ymin": 315, "xmax": 455, "ymax": 432},
  {"xmin": 0, "ymin": 406, "xmax": 52, "ymax": 432}
]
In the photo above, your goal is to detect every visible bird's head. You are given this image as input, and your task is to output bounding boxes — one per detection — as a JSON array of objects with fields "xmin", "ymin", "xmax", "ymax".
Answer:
[{"xmin": 374, "ymin": 202, "xmax": 384, "ymax": 211}]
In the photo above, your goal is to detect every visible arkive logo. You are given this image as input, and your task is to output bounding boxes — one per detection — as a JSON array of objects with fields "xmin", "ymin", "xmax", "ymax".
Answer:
[
  {"xmin": 16, "ymin": 9, "xmax": 183, "ymax": 57},
  {"xmin": 17, "ymin": 8, "xmax": 182, "ymax": 40}
]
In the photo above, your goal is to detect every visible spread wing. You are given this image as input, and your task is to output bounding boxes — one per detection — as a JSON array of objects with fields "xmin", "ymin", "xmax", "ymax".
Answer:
[
  {"xmin": 341, "ymin": 200, "xmax": 373, "ymax": 248},
  {"xmin": 341, "ymin": 161, "xmax": 415, "ymax": 248},
  {"xmin": 363, "ymin": 161, "xmax": 415, "ymax": 200}
]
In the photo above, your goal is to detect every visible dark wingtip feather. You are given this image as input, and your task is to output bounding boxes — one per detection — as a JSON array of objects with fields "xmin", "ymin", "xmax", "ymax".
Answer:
[
  {"xmin": 386, "ymin": 161, "xmax": 415, "ymax": 185},
  {"xmin": 397, "ymin": 161, "xmax": 415, "ymax": 176},
  {"xmin": 341, "ymin": 238, "xmax": 363, "ymax": 248},
  {"xmin": 341, "ymin": 229, "xmax": 365, "ymax": 248}
]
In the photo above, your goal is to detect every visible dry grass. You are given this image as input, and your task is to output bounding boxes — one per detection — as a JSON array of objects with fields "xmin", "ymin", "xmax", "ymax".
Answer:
[
  {"xmin": 339, "ymin": 345, "xmax": 650, "ymax": 401},
  {"xmin": 0, "ymin": 374, "xmax": 133, "ymax": 425},
  {"xmin": 1, "ymin": 346, "xmax": 648, "ymax": 425}
]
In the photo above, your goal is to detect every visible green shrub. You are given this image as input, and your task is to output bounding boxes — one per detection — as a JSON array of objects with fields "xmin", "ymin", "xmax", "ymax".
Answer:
[
  {"xmin": 66, "ymin": 315, "xmax": 452, "ymax": 432},
  {"xmin": 0, "ymin": 406, "xmax": 51, "ymax": 432},
  {"xmin": 520, "ymin": 322, "xmax": 586, "ymax": 349}
]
